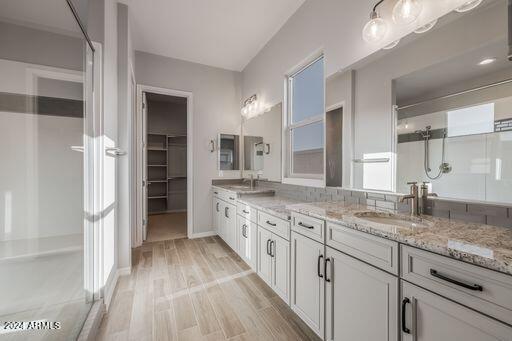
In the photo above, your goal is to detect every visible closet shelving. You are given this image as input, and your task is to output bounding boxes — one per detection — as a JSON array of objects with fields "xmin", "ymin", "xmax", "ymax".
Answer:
[{"xmin": 147, "ymin": 133, "xmax": 187, "ymax": 214}]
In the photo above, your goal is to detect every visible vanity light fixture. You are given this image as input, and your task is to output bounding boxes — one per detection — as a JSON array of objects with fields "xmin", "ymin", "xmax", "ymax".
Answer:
[
  {"xmin": 241, "ymin": 94, "xmax": 260, "ymax": 118},
  {"xmin": 455, "ymin": 0, "xmax": 483, "ymax": 13},
  {"xmin": 414, "ymin": 19, "xmax": 437, "ymax": 34},
  {"xmin": 478, "ymin": 58, "xmax": 496, "ymax": 65},
  {"xmin": 392, "ymin": 0, "xmax": 423, "ymax": 25},
  {"xmin": 383, "ymin": 39, "xmax": 401, "ymax": 49},
  {"xmin": 362, "ymin": 0, "xmax": 388, "ymax": 43}
]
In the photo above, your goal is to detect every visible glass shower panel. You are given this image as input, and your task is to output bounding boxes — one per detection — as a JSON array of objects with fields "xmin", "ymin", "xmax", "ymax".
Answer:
[{"xmin": 0, "ymin": 0, "xmax": 95, "ymax": 340}]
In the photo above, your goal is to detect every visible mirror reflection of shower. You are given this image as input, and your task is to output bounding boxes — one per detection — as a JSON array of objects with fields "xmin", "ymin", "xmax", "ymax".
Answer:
[{"xmin": 415, "ymin": 126, "xmax": 452, "ymax": 180}]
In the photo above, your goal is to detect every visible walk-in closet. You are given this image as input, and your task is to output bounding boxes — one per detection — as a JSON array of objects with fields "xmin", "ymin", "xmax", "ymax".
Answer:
[{"xmin": 145, "ymin": 93, "xmax": 187, "ymax": 242}]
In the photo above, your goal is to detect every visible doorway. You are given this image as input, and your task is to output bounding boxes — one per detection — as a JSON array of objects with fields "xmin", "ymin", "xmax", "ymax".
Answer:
[{"xmin": 135, "ymin": 86, "xmax": 193, "ymax": 246}]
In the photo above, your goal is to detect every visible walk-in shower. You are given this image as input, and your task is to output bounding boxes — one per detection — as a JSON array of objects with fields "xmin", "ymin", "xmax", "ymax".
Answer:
[{"xmin": 415, "ymin": 126, "xmax": 452, "ymax": 180}]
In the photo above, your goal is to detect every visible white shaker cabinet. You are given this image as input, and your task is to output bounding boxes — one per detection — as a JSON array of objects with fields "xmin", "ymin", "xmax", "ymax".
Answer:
[
  {"xmin": 237, "ymin": 215, "xmax": 257, "ymax": 270},
  {"xmin": 257, "ymin": 227, "xmax": 273, "ymax": 285},
  {"xmin": 272, "ymin": 233, "xmax": 290, "ymax": 303},
  {"xmin": 401, "ymin": 281, "xmax": 512, "ymax": 341},
  {"xmin": 325, "ymin": 246, "xmax": 398, "ymax": 341},
  {"xmin": 290, "ymin": 231, "xmax": 325, "ymax": 338}
]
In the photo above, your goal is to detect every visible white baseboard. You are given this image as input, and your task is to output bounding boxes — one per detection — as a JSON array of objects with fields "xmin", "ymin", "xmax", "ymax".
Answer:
[
  {"xmin": 189, "ymin": 231, "xmax": 217, "ymax": 239},
  {"xmin": 103, "ymin": 267, "xmax": 131, "ymax": 310}
]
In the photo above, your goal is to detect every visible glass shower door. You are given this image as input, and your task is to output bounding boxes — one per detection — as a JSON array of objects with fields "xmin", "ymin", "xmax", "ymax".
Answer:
[{"xmin": 0, "ymin": 1, "xmax": 96, "ymax": 339}]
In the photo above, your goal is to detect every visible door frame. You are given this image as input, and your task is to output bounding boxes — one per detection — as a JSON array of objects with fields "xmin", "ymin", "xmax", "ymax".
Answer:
[{"xmin": 135, "ymin": 84, "xmax": 193, "ymax": 246}]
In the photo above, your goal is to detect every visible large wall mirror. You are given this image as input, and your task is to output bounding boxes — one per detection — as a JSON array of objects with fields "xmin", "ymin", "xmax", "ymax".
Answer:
[
  {"xmin": 241, "ymin": 103, "xmax": 282, "ymax": 181},
  {"xmin": 347, "ymin": 0, "xmax": 511, "ymax": 204}
]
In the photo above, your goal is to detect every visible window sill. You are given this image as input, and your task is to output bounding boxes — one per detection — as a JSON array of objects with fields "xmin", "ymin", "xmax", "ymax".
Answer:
[{"xmin": 283, "ymin": 177, "xmax": 325, "ymax": 188}]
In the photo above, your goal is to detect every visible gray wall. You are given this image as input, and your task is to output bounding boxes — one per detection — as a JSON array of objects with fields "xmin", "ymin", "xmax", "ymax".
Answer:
[
  {"xmin": 241, "ymin": 0, "xmax": 468, "ymax": 108},
  {"xmin": 0, "ymin": 21, "xmax": 83, "ymax": 71},
  {"xmin": 135, "ymin": 51, "xmax": 242, "ymax": 235}
]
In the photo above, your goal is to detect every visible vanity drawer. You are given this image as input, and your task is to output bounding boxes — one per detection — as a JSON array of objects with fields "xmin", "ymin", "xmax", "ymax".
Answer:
[
  {"xmin": 237, "ymin": 202, "xmax": 257, "ymax": 223},
  {"xmin": 326, "ymin": 222, "xmax": 399, "ymax": 275},
  {"xmin": 401, "ymin": 245, "xmax": 512, "ymax": 325},
  {"xmin": 291, "ymin": 212, "xmax": 325, "ymax": 243},
  {"xmin": 214, "ymin": 188, "xmax": 237, "ymax": 203},
  {"xmin": 258, "ymin": 211, "xmax": 290, "ymax": 241}
]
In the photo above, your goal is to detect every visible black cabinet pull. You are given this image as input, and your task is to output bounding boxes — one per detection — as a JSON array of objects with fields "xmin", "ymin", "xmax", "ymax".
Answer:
[
  {"xmin": 214, "ymin": 191, "xmax": 218, "ymax": 195},
  {"xmin": 229, "ymin": 197, "xmax": 235, "ymax": 200},
  {"xmin": 266, "ymin": 239, "xmax": 271, "ymax": 256},
  {"xmin": 224, "ymin": 207, "xmax": 229, "ymax": 218},
  {"xmin": 317, "ymin": 254, "xmax": 324, "ymax": 278},
  {"xmin": 266, "ymin": 220, "xmax": 277, "ymax": 226},
  {"xmin": 401, "ymin": 297, "xmax": 411, "ymax": 334},
  {"xmin": 216, "ymin": 202, "xmax": 219, "ymax": 212},
  {"xmin": 324, "ymin": 257, "xmax": 331, "ymax": 282},
  {"xmin": 430, "ymin": 269, "xmax": 483, "ymax": 291},
  {"xmin": 243, "ymin": 209, "xmax": 250, "ymax": 214},
  {"xmin": 270, "ymin": 241, "xmax": 275, "ymax": 257},
  {"xmin": 242, "ymin": 224, "xmax": 247, "ymax": 238},
  {"xmin": 298, "ymin": 222, "xmax": 314, "ymax": 229}
]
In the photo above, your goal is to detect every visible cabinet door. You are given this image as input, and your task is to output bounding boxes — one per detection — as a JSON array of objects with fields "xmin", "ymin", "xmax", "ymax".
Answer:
[
  {"xmin": 237, "ymin": 216, "xmax": 257, "ymax": 270},
  {"xmin": 272, "ymin": 233, "xmax": 290, "ymax": 304},
  {"xmin": 217, "ymin": 200, "xmax": 226, "ymax": 241},
  {"xmin": 291, "ymin": 232, "xmax": 324, "ymax": 338},
  {"xmin": 325, "ymin": 246, "xmax": 398, "ymax": 341},
  {"xmin": 212, "ymin": 197, "xmax": 221, "ymax": 233},
  {"xmin": 401, "ymin": 281, "xmax": 512, "ymax": 341},
  {"xmin": 225, "ymin": 203, "xmax": 237, "ymax": 251},
  {"xmin": 257, "ymin": 227, "xmax": 272, "ymax": 286}
]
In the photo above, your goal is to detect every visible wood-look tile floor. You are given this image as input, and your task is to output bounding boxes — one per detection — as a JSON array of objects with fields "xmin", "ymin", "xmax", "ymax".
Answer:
[
  {"xmin": 147, "ymin": 213, "xmax": 188, "ymax": 243},
  {"xmin": 97, "ymin": 236, "xmax": 321, "ymax": 341}
]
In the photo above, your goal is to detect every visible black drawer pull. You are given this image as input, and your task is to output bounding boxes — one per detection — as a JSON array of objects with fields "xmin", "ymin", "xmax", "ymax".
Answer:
[
  {"xmin": 266, "ymin": 239, "xmax": 271, "ymax": 256},
  {"xmin": 298, "ymin": 222, "xmax": 314, "ymax": 229},
  {"xmin": 229, "ymin": 197, "xmax": 235, "ymax": 200},
  {"xmin": 401, "ymin": 297, "xmax": 410, "ymax": 334},
  {"xmin": 430, "ymin": 269, "xmax": 483, "ymax": 291},
  {"xmin": 243, "ymin": 209, "xmax": 250, "ymax": 214},
  {"xmin": 214, "ymin": 191, "xmax": 218, "ymax": 194},
  {"xmin": 317, "ymin": 254, "xmax": 324, "ymax": 278},
  {"xmin": 266, "ymin": 220, "xmax": 277, "ymax": 226},
  {"xmin": 324, "ymin": 257, "xmax": 331, "ymax": 282}
]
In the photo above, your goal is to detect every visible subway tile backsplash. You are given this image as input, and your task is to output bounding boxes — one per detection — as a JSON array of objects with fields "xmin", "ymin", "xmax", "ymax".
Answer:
[{"xmin": 212, "ymin": 179, "xmax": 512, "ymax": 229}]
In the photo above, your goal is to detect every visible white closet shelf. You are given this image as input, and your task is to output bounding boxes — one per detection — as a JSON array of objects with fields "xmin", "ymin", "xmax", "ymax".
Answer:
[
  {"xmin": 168, "ymin": 176, "xmax": 187, "ymax": 179},
  {"xmin": 148, "ymin": 164, "xmax": 167, "ymax": 167},
  {"xmin": 148, "ymin": 180, "xmax": 167, "ymax": 183},
  {"xmin": 148, "ymin": 147, "xmax": 167, "ymax": 151},
  {"xmin": 148, "ymin": 196, "xmax": 167, "ymax": 199}
]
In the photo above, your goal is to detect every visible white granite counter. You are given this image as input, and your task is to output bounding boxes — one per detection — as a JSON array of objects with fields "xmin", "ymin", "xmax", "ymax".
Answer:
[{"xmin": 287, "ymin": 201, "xmax": 512, "ymax": 276}]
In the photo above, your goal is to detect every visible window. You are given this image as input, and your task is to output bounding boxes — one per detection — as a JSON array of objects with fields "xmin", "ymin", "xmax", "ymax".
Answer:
[{"xmin": 286, "ymin": 55, "xmax": 325, "ymax": 179}]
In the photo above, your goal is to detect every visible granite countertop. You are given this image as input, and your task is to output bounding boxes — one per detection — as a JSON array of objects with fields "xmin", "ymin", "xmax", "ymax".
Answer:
[
  {"xmin": 212, "ymin": 184, "xmax": 275, "ymax": 196},
  {"xmin": 286, "ymin": 201, "xmax": 512, "ymax": 276},
  {"xmin": 237, "ymin": 195, "xmax": 303, "ymax": 221}
]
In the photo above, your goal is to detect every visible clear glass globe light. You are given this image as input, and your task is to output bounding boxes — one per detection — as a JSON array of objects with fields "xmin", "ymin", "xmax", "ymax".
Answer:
[
  {"xmin": 362, "ymin": 14, "xmax": 388, "ymax": 43},
  {"xmin": 455, "ymin": 0, "xmax": 483, "ymax": 13},
  {"xmin": 393, "ymin": 0, "xmax": 423, "ymax": 25}
]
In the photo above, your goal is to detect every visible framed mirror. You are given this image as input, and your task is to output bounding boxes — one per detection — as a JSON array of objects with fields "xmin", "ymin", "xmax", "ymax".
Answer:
[{"xmin": 218, "ymin": 133, "xmax": 240, "ymax": 170}]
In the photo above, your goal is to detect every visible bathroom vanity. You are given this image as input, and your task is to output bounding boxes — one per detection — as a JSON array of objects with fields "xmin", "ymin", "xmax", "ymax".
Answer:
[{"xmin": 212, "ymin": 184, "xmax": 512, "ymax": 341}]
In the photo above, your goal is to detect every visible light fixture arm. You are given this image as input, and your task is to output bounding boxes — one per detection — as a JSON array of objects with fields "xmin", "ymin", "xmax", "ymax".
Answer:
[{"xmin": 372, "ymin": 0, "xmax": 385, "ymax": 13}]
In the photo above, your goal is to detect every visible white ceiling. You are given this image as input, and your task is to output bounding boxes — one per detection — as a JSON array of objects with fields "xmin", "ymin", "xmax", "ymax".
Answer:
[{"xmin": 123, "ymin": 0, "xmax": 305, "ymax": 71}]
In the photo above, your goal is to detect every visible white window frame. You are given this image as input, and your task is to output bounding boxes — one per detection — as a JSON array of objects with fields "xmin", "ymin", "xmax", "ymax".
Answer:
[{"xmin": 283, "ymin": 54, "xmax": 326, "ymax": 187}]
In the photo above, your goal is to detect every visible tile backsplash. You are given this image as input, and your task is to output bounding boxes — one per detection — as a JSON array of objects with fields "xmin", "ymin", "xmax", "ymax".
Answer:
[{"xmin": 212, "ymin": 179, "xmax": 512, "ymax": 228}]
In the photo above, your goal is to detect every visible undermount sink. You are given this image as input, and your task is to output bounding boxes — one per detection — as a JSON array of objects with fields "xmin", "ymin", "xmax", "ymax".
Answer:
[
  {"xmin": 353, "ymin": 211, "xmax": 432, "ymax": 229},
  {"xmin": 227, "ymin": 185, "xmax": 253, "ymax": 190}
]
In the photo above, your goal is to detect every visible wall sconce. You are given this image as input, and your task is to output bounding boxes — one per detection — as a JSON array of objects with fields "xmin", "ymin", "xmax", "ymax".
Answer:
[{"xmin": 241, "ymin": 94, "xmax": 259, "ymax": 118}]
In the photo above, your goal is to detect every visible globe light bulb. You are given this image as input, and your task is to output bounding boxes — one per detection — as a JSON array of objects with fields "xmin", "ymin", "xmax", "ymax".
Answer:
[
  {"xmin": 393, "ymin": 0, "xmax": 423, "ymax": 25},
  {"xmin": 362, "ymin": 11, "xmax": 388, "ymax": 43},
  {"xmin": 455, "ymin": 0, "xmax": 483, "ymax": 13}
]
